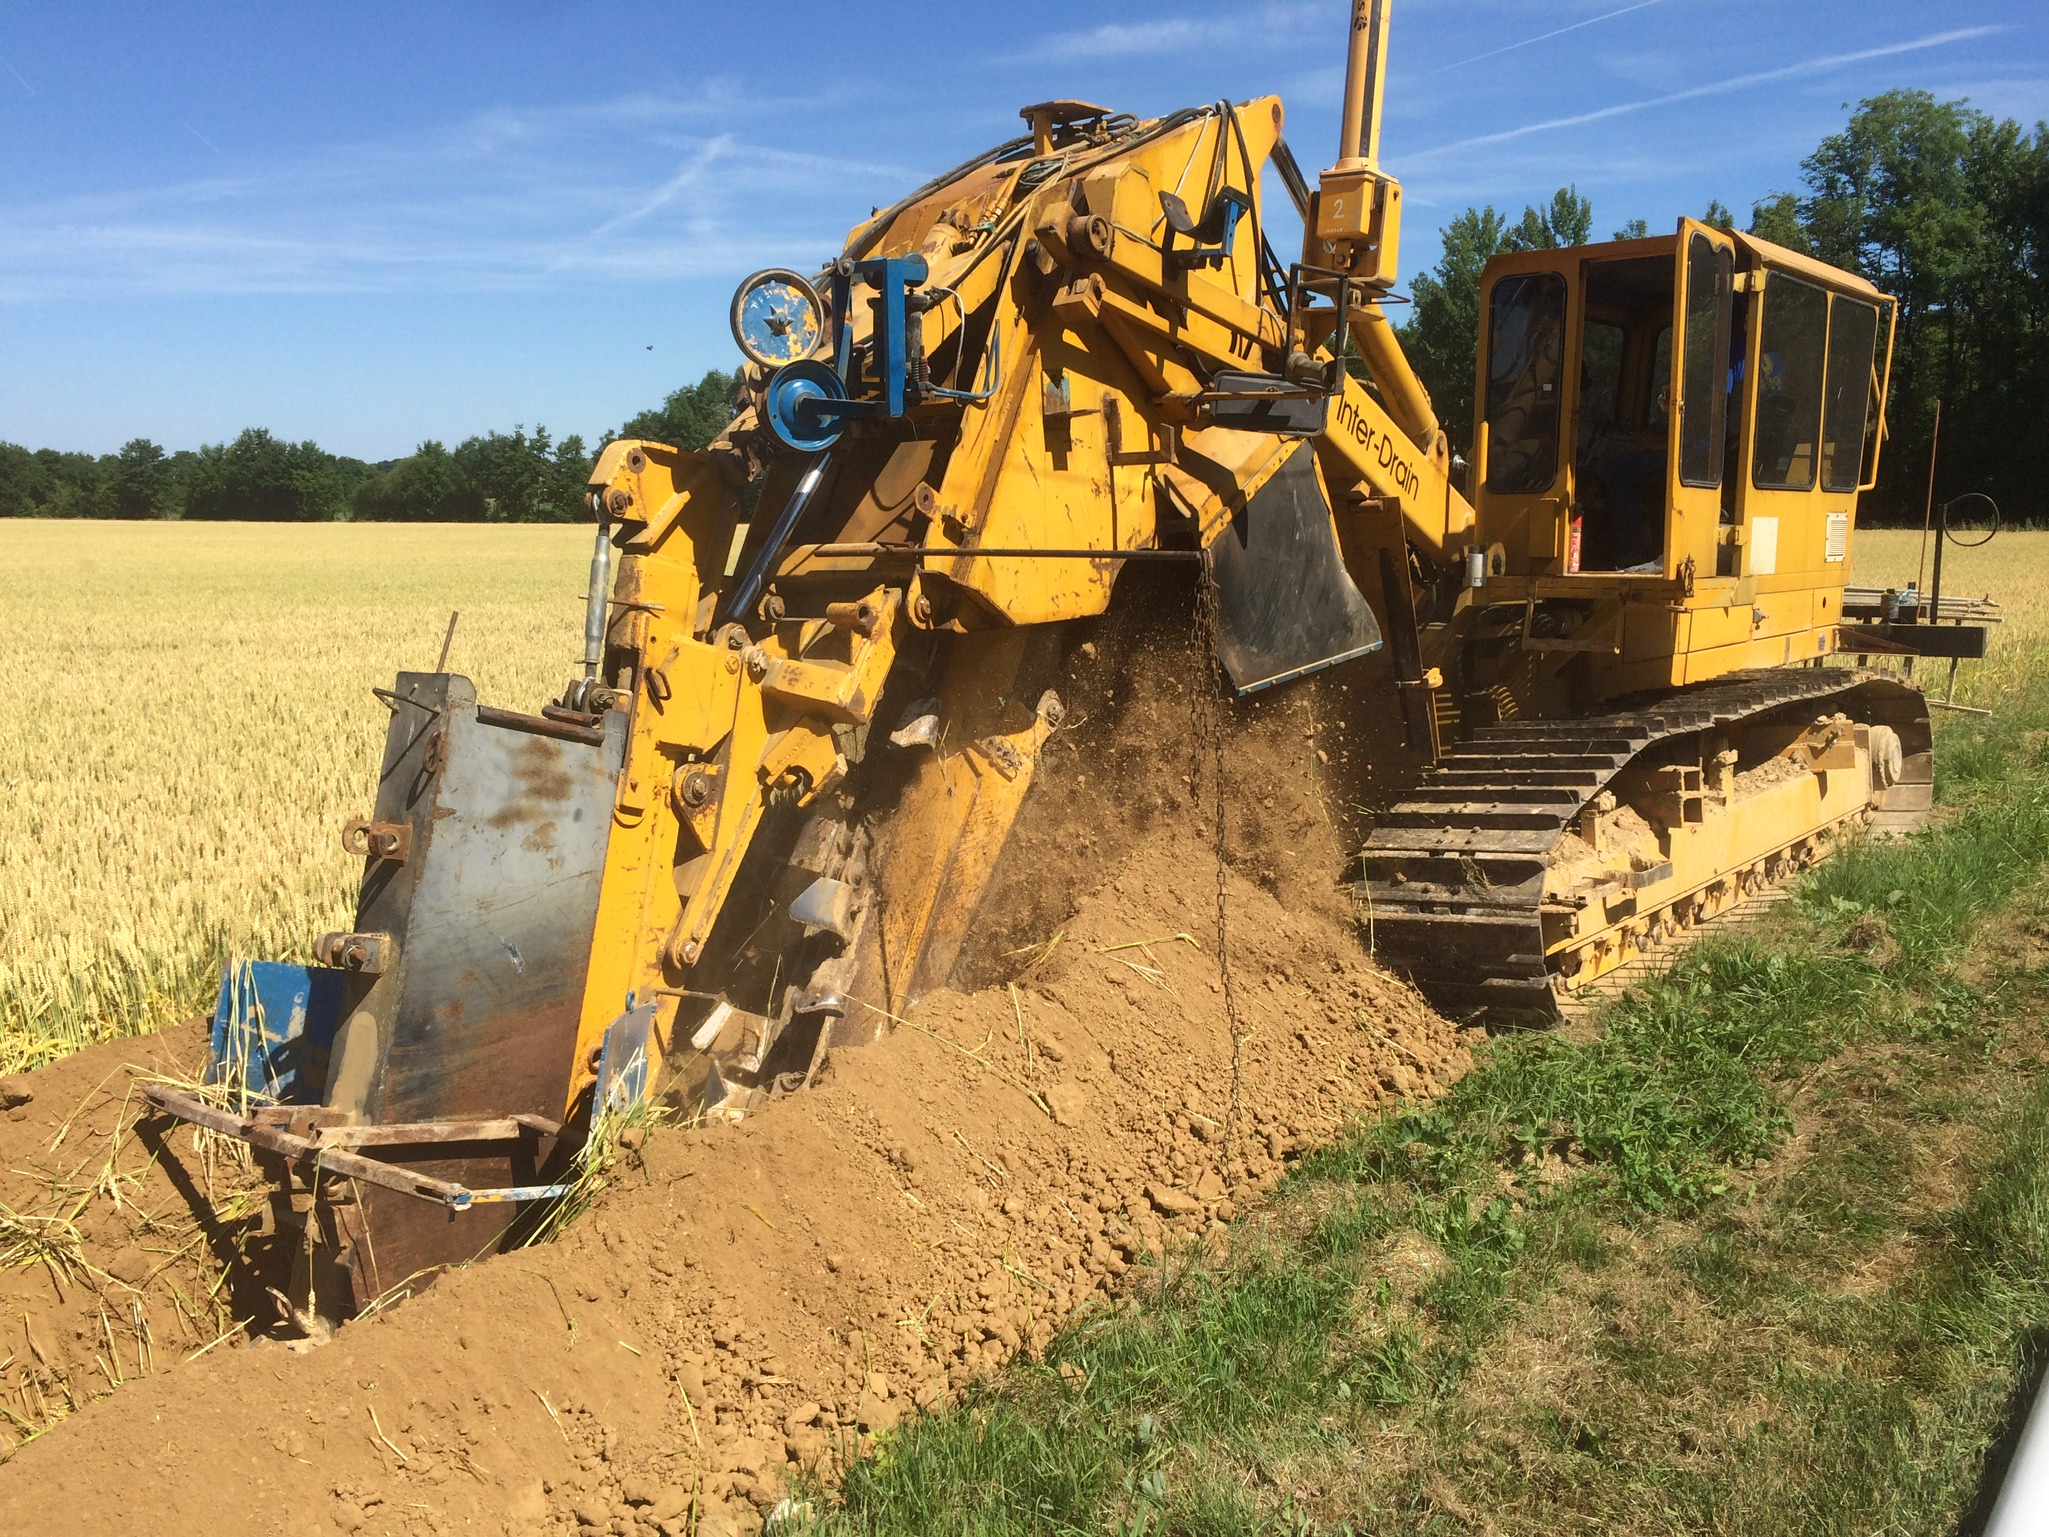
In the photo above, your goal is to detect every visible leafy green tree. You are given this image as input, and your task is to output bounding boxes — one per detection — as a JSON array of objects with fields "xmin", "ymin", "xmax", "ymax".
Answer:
[
  {"xmin": 351, "ymin": 442, "xmax": 484, "ymax": 522},
  {"xmin": 4, "ymin": 373, "xmax": 706, "ymax": 521},
  {"xmin": 1702, "ymin": 199, "xmax": 1734, "ymax": 229},
  {"xmin": 0, "ymin": 443, "xmax": 36, "ymax": 517},
  {"xmin": 1613, "ymin": 218, "xmax": 1650, "ymax": 241},
  {"xmin": 1510, "ymin": 185, "xmax": 1593, "ymax": 250},
  {"xmin": 183, "ymin": 428, "xmax": 348, "ymax": 521},
  {"xmin": 617, "ymin": 370, "xmax": 738, "ymax": 452},
  {"xmin": 101, "ymin": 438, "xmax": 176, "ymax": 519},
  {"xmin": 330, "ymin": 456, "xmax": 381, "ymax": 507},
  {"xmin": 552, "ymin": 434, "xmax": 594, "ymax": 520},
  {"xmin": 1794, "ymin": 90, "xmax": 2048, "ymax": 518},
  {"xmin": 347, "ymin": 424, "xmax": 592, "ymax": 522},
  {"xmin": 454, "ymin": 425, "xmax": 592, "ymax": 522},
  {"xmin": 1802, "ymin": 91, "xmax": 1979, "ymax": 302},
  {"xmin": 165, "ymin": 449, "xmax": 201, "ymax": 504},
  {"xmin": 1748, "ymin": 192, "xmax": 1811, "ymax": 251},
  {"xmin": 0, "ymin": 446, "xmax": 105, "ymax": 517}
]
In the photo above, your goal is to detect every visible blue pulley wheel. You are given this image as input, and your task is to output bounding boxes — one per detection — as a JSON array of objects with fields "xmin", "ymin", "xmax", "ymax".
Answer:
[
  {"xmin": 764, "ymin": 359, "xmax": 850, "ymax": 453},
  {"xmin": 731, "ymin": 269, "xmax": 825, "ymax": 367}
]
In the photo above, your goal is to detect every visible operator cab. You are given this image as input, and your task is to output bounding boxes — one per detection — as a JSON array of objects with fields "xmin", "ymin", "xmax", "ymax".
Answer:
[{"xmin": 1472, "ymin": 222, "xmax": 1893, "ymax": 593}]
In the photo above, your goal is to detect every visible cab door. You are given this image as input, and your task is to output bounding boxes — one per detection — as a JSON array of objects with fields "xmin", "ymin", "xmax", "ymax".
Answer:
[{"xmin": 1666, "ymin": 220, "xmax": 1736, "ymax": 584}]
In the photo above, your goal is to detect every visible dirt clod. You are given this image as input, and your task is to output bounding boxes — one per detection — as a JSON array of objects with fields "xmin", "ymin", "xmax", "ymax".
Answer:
[{"xmin": 1044, "ymin": 1082, "xmax": 1088, "ymax": 1126}]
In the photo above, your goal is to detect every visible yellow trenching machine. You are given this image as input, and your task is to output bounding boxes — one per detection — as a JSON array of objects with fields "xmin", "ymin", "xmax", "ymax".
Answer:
[{"xmin": 145, "ymin": 1, "xmax": 1990, "ymax": 1317}]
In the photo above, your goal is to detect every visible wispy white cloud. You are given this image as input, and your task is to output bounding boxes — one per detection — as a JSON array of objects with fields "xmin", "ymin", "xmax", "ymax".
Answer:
[
  {"xmin": 1019, "ymin": 2, "xmax": 1326, "ymax": 63},
  {"xmin": 1407, "ymin": 25, "xmax": 2002, "ymax": 164},
  {"xmin": 586, "ymin": 135, "xmax": 735, "ymax": 240},
  {"xmin": 1426, "ymin": 0, "xmax": 1665, "ymax": 75},
  {"xmin": 0, "ymin": 91, "xmax": 916, "ymax": 302}
]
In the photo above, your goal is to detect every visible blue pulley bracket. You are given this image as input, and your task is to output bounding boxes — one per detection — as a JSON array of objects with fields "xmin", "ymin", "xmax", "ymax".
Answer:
[
  {"xmin": 764, "ymin": 358, "xmax": 857, "ymax": 453},
  {"xmin": 748, "ymin": 251, "xmax": 996, "ymax": 451}
]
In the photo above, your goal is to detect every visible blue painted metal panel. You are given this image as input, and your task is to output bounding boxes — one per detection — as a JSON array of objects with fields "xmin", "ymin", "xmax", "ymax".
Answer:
[
  {"xmin": 594, "ymin": 998, "xmax": 657, "ymax": 1116},
  {"xmin": 207, "ymin": 960, "xmax": 345, "ymax": 1104}
]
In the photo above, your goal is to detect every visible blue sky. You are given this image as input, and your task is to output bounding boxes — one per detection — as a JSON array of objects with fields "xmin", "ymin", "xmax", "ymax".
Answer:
[{"xmin": 1, "ymin": 1, "xmax": 2041, "ymax": 460}]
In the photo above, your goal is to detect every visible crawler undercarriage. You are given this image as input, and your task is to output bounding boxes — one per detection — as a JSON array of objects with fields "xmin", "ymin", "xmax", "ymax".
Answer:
[{"xmin": 1366, "ymin": 670, "xmax": 1931, "ymax": 1020}]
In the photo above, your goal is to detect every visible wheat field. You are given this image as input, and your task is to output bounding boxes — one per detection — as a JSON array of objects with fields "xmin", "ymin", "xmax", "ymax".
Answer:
[
  {"xmin": 1, "ymin": 520, "xmax": 2040, "ymax": 1074},
  {"xmin": 1, "ymin": 521, "xmax": 591, "ymax": 1072},
  {"xmin": 1850, "ymin": 524, "xmax": 2040, "ymax": 709}
]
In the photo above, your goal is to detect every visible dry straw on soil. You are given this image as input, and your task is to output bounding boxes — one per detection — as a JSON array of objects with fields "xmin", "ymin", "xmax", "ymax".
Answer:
[
  {"xmin": 3, "ymin": 520, "xmax": 2040, "ymax": 1076},
  {"xmin": 1, "ymin": 520, "xmax": 588, "ymax": 1073}
]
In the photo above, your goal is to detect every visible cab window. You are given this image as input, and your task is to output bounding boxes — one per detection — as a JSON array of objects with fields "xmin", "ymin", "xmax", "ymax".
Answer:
[
  {"xmin": 1821, "ymin": 297, "xmax": 1879, "ymax": 493},
  {"xmin": 1678, "ymin": 231, "xmax": 1732, "ymax": 486},
  {"xmin": 1859, "ymin": 300, "xmax": 1895, "ymax": 485},
  {"xmin": 1580, "ymin": 320, "xmax": 1624, "ymax": 430},
  {"xmin": 1485, "ymin": 272, "xmax": 1567, "ymax": 495},
  {"xmin": 1573, "ymin": 254, "xmax": 1670, "ymax": 572},
  {"xmin": 1752, "ymin": 275, "xmax": 1829, "ymax": 490}
]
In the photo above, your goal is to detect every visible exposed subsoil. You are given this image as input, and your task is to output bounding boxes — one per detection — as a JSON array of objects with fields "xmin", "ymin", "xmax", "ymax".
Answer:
[{"xmin": 0, "ymin": 617, "xmax": 1472, "ymax": 1536}]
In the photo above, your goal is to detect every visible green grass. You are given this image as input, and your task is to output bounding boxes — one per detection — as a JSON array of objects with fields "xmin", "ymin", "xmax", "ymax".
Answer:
[{"xmin": 797, "ymin": 653, "xmax": 2049, "ymax": 1535}]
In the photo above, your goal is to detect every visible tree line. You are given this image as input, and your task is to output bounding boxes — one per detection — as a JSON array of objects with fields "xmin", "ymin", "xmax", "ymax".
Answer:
[
  {"xmin": 1400, "ymin": 89, "xmax": 2049, "ymax": 523},
  {"xmin": 6, "ymin": 89, "xmax": 2039, "ymax": 525},
  {"xmin": 0, "ymin": 371, "xmax": 738, "ymax": 522}
]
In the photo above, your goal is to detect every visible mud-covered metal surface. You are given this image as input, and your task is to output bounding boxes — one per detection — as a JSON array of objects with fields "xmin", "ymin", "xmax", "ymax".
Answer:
[
  {"xmin": 321, "ymin": 672, "xmax": 627, "ymax": 1305},
  {"xmin": 1209, "ymin": 445, "xmax": 1383, "ymax": 694}
]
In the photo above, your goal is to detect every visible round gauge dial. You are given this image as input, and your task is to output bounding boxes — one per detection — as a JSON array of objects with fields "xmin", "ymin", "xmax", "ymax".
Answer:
[{"xmin": 729, "ymin": 269, "xmax": 826, "ymax": 367}]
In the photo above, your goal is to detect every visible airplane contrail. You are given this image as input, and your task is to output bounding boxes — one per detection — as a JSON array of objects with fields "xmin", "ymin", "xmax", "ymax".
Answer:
[
  {"xmin": 1410, "ymin": 25, "xmax": 1999, "ymax": 162},
  {"xmin": 1427, "ymin": 0, "xmax": 1666, "ymax": 75},
  {"xmin": 588, "ymin": 134, "xmax": 734, "ymax": 239}
]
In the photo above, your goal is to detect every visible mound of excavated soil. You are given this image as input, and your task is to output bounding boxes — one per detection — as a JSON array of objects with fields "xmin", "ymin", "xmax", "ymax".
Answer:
[{"xmin": 1, "ymin": 610, "xmax": 1470, "ymax": 1536}]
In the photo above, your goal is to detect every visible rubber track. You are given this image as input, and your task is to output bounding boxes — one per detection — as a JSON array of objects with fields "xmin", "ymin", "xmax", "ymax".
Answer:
[{"xmin": 1360, "ymin": 667, "xmax": 1932, "ymax": 1021}]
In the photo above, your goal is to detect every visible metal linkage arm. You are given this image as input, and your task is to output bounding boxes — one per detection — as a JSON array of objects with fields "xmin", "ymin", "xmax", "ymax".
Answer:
[{"xmin": 141, "ymin": 1085, "xmax": 572, "ymax": 1212}]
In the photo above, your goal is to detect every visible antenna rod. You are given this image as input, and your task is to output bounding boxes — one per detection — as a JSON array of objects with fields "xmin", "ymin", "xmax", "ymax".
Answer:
[{"xmin": 1914, "ymin": 398, "xmax": 1942, "ymax": 611}]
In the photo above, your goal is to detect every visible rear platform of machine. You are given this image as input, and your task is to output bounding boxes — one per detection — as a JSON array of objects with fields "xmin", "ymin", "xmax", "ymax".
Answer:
[{"xmin": 145, "ymin": 672, "xmax": 628, "ymax": 1314}]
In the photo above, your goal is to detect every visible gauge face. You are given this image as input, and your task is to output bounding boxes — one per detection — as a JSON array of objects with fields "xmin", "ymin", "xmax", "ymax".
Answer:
[{"xmin": 730, "ymin": 269, "xmax": 825, "ymax": 367}]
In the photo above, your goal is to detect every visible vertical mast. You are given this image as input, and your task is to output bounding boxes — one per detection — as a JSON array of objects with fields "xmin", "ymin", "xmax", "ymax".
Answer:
[
  {"xmin": 1335, "ymin": 0, "xmax": 1391, "ymax": 172},
  {"xmin": 1313, "ymin": 0, "xmax": 1440, "ymax": 452}
]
